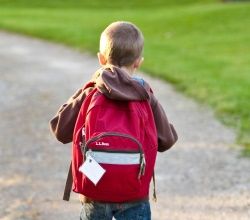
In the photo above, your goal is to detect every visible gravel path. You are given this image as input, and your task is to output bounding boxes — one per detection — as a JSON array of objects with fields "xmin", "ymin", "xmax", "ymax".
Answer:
[{"xmin": 0, "ymin": 31, "xmax": 249, "ymax": 220}]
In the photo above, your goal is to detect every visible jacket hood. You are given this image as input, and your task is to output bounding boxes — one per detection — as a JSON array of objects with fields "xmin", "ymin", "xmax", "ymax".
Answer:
[{"xmin": 94, "ymin": 65, "xmax": 150, "ymax": 101}]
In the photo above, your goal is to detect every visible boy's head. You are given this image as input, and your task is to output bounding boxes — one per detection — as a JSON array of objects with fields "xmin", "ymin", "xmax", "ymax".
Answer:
[{"xmin": 98, "ymin": 21, "xmax": 144, "ymax": 70}]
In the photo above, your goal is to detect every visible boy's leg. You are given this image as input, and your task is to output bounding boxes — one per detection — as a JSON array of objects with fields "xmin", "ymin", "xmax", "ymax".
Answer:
[
  {"xmin": 113, "ymin": 201, "xmax": 151, "ymax": 220},
  {"xmin": 80, "ymin": 202, "xmax": 112, "ymax": 220}
]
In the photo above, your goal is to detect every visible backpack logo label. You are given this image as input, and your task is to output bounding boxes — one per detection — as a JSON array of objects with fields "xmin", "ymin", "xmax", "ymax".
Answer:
[{"xmin": 95, "ymin": 141, "xmax": 110, "ymax": 146}]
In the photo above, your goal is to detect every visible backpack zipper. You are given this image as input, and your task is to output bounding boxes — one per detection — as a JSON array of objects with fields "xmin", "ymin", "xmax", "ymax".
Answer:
[
  {"xmin": 85, "ymin": 132, "xmax": 142, "ymax": 150},
  {"xmin": 82, "ymin": 132, "xmax": 146, "ymax": 179}
]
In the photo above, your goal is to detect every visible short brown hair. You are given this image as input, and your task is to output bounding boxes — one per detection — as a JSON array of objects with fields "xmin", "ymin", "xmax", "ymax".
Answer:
[{"xmin": 100, "ymin": 21, "xmax": 144, "ymax": 67}]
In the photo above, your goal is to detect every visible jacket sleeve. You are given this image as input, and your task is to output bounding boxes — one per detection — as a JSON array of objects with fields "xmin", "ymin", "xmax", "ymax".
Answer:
[
  {"xmin": 150, "ymin": 94, "xmax": 178, "ymax": 152},
  {"xmin": 49, "ymin": 87, "xmax": 94, "ymax": 144}
]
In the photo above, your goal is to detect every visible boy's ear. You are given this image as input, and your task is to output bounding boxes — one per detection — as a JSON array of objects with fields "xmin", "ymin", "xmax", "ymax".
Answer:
[
  {"xmin": 133, "ymin": 57, "xmax": 144, "ymax": 69},
  {"xmin": 97, "ymin": 52, "xmax": 107, "ymax": 66}
]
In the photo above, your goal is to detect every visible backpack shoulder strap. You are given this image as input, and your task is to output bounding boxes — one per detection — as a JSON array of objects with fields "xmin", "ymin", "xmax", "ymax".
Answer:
[{"xmin": 63, "ymin": 162, "xmax": 73, "ymax": 201}]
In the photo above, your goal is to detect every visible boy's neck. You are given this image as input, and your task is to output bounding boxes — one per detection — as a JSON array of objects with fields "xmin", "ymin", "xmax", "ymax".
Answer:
[
  {"xmin": 104, "ymin": 64, "xmax": 136, "ymax": 75},
  {"xmin": 120, "ymin": 66, "xmax": 135, "ymax": 75}
]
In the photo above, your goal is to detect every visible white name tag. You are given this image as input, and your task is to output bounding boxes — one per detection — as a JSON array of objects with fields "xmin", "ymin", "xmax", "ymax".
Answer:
[{"xmin": 79, "ymin": 155, "xmax": 106, "ymax": 185}]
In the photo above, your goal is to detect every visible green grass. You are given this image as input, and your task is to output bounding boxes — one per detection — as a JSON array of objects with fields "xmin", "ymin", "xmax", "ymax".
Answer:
[
  {"xmin": 0, "ymin": 0, "xmax": 249, "ymax": 155},
  {"xmin": 0, "ymin": 0, "xmax": 218, "ymax": 8}
]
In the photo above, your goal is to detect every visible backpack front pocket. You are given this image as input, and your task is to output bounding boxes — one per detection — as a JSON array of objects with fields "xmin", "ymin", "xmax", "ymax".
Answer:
[{"xmin": 81, "ymin": 132, "xmax": 146, "ymax": 199}]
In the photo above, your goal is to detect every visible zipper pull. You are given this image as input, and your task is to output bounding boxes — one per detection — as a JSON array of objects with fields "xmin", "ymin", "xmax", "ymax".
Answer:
[
  {"xmin": 80, "ymin": 141, "xmax": 88, "ymax": 161},
  {"xmin": 138, "ymin": 154, "xmax": 146, "ymax": 179},
  {"xmin": 142, "ymin": 155, "xmax": 146, "ymax": 176}
]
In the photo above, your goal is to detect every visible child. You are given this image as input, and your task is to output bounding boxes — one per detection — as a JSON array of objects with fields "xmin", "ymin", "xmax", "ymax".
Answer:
[{"xmin": 50, "ymin": 21, "xmax": 178, "ymax": 220}]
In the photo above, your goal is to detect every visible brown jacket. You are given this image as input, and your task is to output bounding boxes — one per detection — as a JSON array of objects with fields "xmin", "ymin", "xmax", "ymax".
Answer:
[{"xmin": 50, "ymin": 66, "xmax": 178, "ymax": 152}]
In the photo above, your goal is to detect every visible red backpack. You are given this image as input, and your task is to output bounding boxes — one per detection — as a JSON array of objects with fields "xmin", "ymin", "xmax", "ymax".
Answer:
[{"xmin": 64, "ymin": 82, "xmax": 157, "ymax": 202}]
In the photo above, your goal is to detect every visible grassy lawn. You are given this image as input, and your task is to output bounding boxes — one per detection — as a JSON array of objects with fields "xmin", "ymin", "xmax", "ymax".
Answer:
[{"xmin": 0, "ymin": 0, "xmax": 249, "ymax": 154}]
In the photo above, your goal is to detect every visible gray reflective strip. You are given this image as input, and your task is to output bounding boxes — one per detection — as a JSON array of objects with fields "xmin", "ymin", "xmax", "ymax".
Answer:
[{"xmin": 87, "ymin": 151, "xmax": 140, "ymax": 165}]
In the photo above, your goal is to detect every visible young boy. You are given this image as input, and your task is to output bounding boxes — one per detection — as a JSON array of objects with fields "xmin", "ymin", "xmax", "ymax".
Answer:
[{"xmin": 50, "ymin": 21, "xmax": 178, "ymax": 220}]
